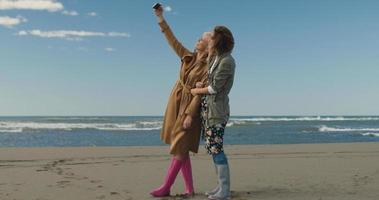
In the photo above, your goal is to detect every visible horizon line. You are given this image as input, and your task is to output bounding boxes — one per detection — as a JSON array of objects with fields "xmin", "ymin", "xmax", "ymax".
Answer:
[{"xmin": 1, "ymin": 115, "xmax": 379, "ymax": 117}]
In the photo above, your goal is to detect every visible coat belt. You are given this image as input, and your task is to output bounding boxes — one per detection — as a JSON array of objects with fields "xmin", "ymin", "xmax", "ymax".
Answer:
[
  {"xmin": 177, "ymin": 79, "xmax": 194, "ymax": 116},
  {"xmin": 178, "ymin": 79, "xmax": 193, "ymax": 96}
]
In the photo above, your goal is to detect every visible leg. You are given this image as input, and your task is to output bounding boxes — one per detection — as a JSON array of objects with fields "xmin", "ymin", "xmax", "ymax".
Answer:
[
  {"xmin": 204, "ymin": 125, "xmax": 222, "ymax": 196},
  {"xmin": 208, "ymin": 151, "xmax": 230, "ymax": 200},
  {"xmin": 174, "ymin": 153, "xmax": 188, "ymax": 161},
  {"xmin": 180, "ymin": 152, "xmax": 195, "ymax": 195},
  {"xmin": 150, "ymin": 154, "xmax": 185, "ymax": 197},
  {"xmin": 205, "ymin": 124, "xmax": 230, "ymax": 200},
  {"xmin": 173, "ymin": 153, "xmax": 196, "ymax": 195},
  {"xmin": 205, "ymin": 163, "xmax": 220, "ymax": 196}
]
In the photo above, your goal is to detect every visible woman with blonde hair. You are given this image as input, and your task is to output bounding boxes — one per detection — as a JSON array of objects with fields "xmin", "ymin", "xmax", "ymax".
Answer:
[{"xmin": 150, "ymin": 5, "xmax": 211, "ymax": 197}]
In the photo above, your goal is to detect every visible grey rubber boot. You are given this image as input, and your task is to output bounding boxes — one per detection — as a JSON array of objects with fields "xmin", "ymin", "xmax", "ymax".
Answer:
[
  {"xmin": 207, "ymin": 164, "xmax": 230, "ymax": 200},
  {"xmin": 205, "ymin": 165, "xmax": 220, "ymax": 196}
]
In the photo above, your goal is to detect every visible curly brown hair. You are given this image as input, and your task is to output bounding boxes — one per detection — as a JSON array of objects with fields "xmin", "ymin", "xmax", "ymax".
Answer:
[{"xmin": 211, "ymin": 26, "xmax": 234, "ymax": 56}]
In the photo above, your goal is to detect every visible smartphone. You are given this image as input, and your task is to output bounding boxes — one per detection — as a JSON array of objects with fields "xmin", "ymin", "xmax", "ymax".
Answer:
[{"xmin": 153, "ymin": 3, "xmax": 162, "ymax": 10}]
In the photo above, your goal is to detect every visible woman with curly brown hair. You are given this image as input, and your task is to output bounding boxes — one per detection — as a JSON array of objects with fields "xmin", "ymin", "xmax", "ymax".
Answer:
[{"xmin": 191, "ymin": 25, "xmax": 236, "ymax": 200}]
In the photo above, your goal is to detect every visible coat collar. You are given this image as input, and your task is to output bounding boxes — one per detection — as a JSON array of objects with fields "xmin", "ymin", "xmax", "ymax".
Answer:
[{"xmin": 208, "ymin": 52, "xmax": 230, "ymax": 75}]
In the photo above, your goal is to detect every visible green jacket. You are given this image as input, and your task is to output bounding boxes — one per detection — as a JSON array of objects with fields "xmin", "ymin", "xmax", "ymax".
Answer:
[{"xmin": 206, "ymin": 53, "xmax": 236, "ymax": 127}]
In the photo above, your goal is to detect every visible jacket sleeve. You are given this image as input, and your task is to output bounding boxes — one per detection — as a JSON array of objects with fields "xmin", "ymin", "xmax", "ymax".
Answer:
[
  {"xmin": 184, "ymin": 74, "xmax": 208, "ymax": 117},
  {"xmin": 158, "ymin": 20, "xmax": 192, "ymax": 60},
  {"xmin": 209, "ymin": 59, "xmax": 235, "ymax": 94}
]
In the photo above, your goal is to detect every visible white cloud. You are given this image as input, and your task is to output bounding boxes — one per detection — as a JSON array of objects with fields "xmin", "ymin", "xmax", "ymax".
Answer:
[
  {"xmin": 164, "ymin": 6, "xmax": 172, "ymax": 12},
  {"xmin": 17, "ymin": 30, "xmax": 28, "ymax": 35},
  {"xmin": 87, "ymin": 12, "xmax": 97, "ymax": 17},
  {"xmin": 23, "ymin": 30, "xmax": 104, "ymax": 38},
  {"xmin": 0, "ymin": 15, "xmax": 27, "ymax": 28},
  {"xmin": 108, "ymin": 32, "xmax": 130, "ymax": 37},
  {"xmin": 0, "ymin": 0, "xmax": 64, "ymax": 12},
  {"xmin": 62, "ymin": 10, "xmax": 78, "ymax": 16},
  {"xmin": 16, "ymin": 29, "xmax": 131, "ymax": 40},
  {"xmin": 105, "ymin": 47, "xmax": 115, "ymax": 52}
]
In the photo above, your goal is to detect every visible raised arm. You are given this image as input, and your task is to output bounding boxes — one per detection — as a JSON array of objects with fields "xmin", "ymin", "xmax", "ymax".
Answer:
[{"xmin": 154, "ymin": 6, "xmax": 191, "ymax": 59}]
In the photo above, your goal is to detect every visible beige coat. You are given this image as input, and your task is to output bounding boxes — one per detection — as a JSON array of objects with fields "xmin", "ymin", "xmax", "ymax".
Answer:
[{"xmin": 158, "ymin": 20, "xmax": 208, "ymax": 155}]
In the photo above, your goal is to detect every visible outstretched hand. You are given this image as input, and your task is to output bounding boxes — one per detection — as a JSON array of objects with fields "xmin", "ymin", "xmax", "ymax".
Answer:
[{"xmin": 154, "ymin": 6, "xmax": 163, "ymax": 17}]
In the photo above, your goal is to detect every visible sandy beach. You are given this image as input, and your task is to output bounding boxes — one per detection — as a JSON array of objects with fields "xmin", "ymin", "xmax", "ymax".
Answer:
[{"xmin": 0, "ymin": 142, "xmax": 378, "ymax": 200}]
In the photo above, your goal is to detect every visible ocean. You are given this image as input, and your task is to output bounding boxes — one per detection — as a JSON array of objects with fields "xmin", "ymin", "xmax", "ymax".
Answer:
[{"xmin": 0, "ymin": 116, "xmax": 379, "ymax": 147}]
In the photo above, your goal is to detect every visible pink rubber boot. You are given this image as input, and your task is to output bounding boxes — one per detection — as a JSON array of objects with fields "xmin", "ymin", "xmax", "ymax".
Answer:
[
  {"xmin": 181, "ymin": 156, "xmax": 195, "ymax": 196},
  {"xmin": 150, "ymin": 158, "xmax": 184, "ymax": 197}
]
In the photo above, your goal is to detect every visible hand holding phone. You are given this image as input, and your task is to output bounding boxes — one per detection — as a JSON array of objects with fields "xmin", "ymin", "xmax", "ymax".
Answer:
[
  {"xmin": 153, "ymin": 3, "xmax": 162, "ymax": 10},
  {"xmin": 153, "ymin": 3, "xmax": 163, "ymax": 17}
]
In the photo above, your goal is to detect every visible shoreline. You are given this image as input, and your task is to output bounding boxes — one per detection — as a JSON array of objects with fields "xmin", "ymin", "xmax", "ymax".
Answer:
[{"xmin": 1, "ymin": 140, "xmax": 378, "ymax": 149}]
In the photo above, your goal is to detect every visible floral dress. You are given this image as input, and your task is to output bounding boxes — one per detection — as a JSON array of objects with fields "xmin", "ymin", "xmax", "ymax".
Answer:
[{"xmin": 200, "ymin": 96, "xmax": 227, "ymax": 155}]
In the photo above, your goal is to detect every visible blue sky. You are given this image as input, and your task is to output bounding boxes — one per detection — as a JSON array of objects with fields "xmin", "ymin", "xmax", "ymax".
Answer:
[{"xmin": 0, "ymin": 0, "xmax": 378, "ymax": 116}]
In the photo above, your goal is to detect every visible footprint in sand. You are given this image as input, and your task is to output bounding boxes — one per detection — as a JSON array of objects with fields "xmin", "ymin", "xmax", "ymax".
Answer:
[
  {"xmin": 352, "ymin": 174, "xmax": 372, "ymax": 187},
  {"xmin": 56, "ymin": 180, "xmax": 71, "ymax": 188},
  {"xmin": 36, "ymin": 169, "xmax": 48, "ymax": 172},
  {"xmin": 56, "ymin": 168, "xmax": 64, "ymax": 175},
  {"xmin": 90, "ymin": 180, "xmax": 102, "ymax": 183},
  {"xmin": 65, "ymin": 172, "xmax": 75, "ymax": 176},
  {"xmin": 110, "ymin": 191, "xmax": 133, "ymax": 200}
]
